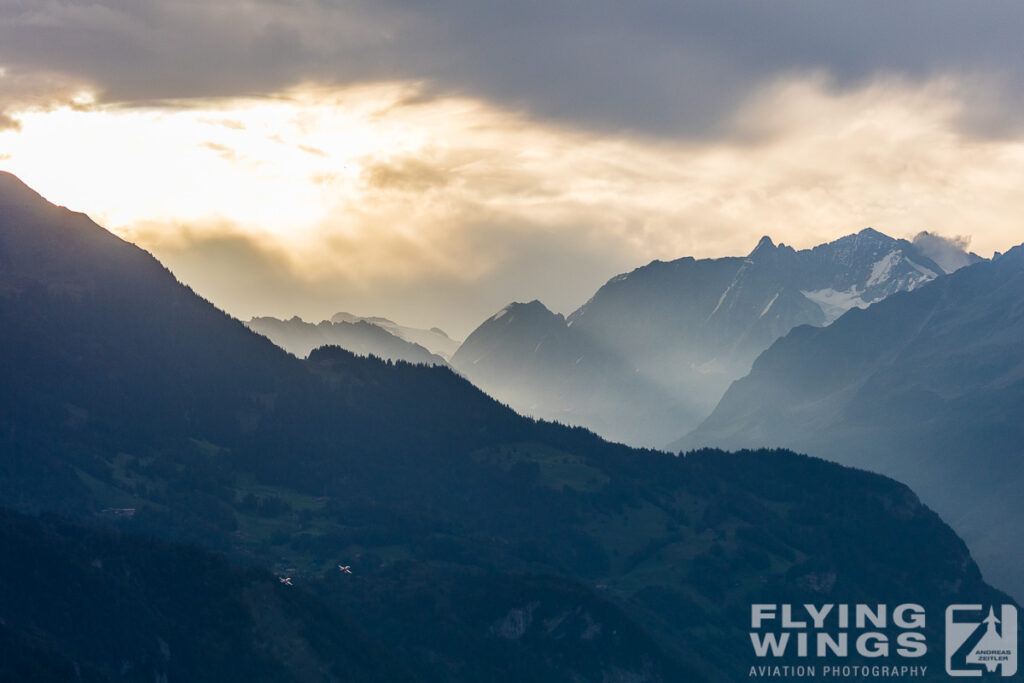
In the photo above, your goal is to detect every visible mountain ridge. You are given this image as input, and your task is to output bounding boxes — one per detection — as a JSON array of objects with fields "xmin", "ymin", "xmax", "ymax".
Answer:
[
  {"xmin": 0, "ymin": 170, "xmax": 1012, "ymax": 680},
  {"xmin": 246, "ymin": 314, "xmax": 449, "ymax": 365},
  {"xmin": 453, "ymin": 227, "xmax": 980, "ymax": 446},
  {"xmin": 676, "ymin": 245, "xmax": 1024, "ymax": 600}
]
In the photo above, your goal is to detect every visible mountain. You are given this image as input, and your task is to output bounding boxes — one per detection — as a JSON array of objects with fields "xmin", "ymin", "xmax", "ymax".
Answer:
[
  {"xmin": 451, "ymin": 300, "xmax": 685, "ymax": 446},
  {"xmin": 678, "ymin": 247, "xmax": 1024, "ymax": 600},
  {"xmin": 246, "ymin": 314, "xmax": 448, "ymax": 365},
  {"xmin": 0, "ymin": 509, "xmax": 411, "ymax": 683},
  {"xmin": 453, "ymin": 229, "xmax": 980, "ymax": 447},
  {"xmin": 0, "ymin": 171, "xmax": 1013, "ymax": 680},
  {"xmin": 330, "ymin": 311, "xmax": 460, "ymax": 359}
]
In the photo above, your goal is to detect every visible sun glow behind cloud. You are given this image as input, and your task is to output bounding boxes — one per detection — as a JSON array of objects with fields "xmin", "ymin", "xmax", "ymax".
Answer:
[
  {"xmin": 2, "ymin": 83, "xmax": 429, "ymax": 237},
  {"xmin": 1, "ymin": 75, "xmax": 1023, "ymax": 335}
]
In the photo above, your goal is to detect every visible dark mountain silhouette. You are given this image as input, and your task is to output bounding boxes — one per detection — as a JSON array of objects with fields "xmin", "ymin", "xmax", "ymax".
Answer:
[
  {"xmin": 678, "ymin": 248, "xmax": 1024, "ymax": 600},
  {"xmin": 0, "ymin": 508, "xmax": 412, "ymax": 683},
  {"xmin": 453, "ymin": 230, "xmax": 979, "ymax": 446},
  {"xmin": 246, "ymin": 314, "xmax": 448, "ymax": 365},
  {"xmin": 0, "ymin": 171, "xmax": 1011, "ymax": 680}
]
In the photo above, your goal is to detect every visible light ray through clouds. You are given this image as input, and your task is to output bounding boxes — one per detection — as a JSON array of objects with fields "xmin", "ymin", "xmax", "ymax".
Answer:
[{"xmin": 2, "ymin": 75, "xmax": 1023, "ymax": 336}]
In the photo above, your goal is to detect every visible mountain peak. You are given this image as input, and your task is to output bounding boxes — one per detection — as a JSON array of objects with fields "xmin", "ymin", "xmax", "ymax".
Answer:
[
  {"xmin": 513, "ymin": 299, "xmax": 548, "ymax": 310},
  {"xmin": 858, "ymin": 227, "xmax": 885, "ymax": 238},
  {"xmin": 0, "ymin": 170, "xmax": 29, "ymax": 190},
  {"xmin": 331, "ymin": 311, "xmax": 358, "ymax": 323},
  {"xmin": 749, "ymin": 235, "xmax": 776, "ymax": 257},
  {"xmin": 0, "ymin": 171, "xmax": 51, "ymax": 209},
  {"xmin": 485, "ymin": 299, "xmax": 560, "ymax": 324},
  {"xmin": 813, "ymin": 228, "xmax": 900, "ymax": 257}
]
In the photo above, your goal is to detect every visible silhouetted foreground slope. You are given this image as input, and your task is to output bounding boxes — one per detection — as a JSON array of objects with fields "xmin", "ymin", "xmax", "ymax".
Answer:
[
  {"xmin": 681, "ymin": 247, "xmax": 1024, "ymax": 600},
  {"xmin": 0, "ymin": 508, "xmax": 412, "ymax": 683},
  {"xmin": 0, "ymin": 172, "xmax": 1014, "ymax": 680}
]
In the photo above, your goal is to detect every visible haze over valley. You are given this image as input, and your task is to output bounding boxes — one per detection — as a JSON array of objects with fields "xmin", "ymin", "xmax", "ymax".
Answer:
[{"xmin": 2, "ymin": 171, "xmax": 1018, "ymax": 681}]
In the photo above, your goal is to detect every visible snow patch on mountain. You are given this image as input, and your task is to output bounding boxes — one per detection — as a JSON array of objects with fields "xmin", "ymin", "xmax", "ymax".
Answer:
[
  {"xmin": 801, "ymin": 287, "xmax": 870, "ymax": 324},
  {"xmin": 867, "ymin": 252, "xmax": 900, "ymax": 287},
  {"xmin": 759, "ymin": 292, "xmax": 779, "ymax": 318},
  {"xmin": 905, "ymin": 259, "xmax": 937, "ymax": 280},
  {"xmin": 707, "ymin": 282, "xmax": 734, "ymax": 320}
]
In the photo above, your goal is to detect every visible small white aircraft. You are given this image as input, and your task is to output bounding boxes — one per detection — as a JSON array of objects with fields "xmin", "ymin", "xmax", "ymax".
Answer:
[
  {"xmin": 338, "ymin": 565, "xmax": 352, "ymax": 574},
  {"xmin": 279, "ymin": 576, "xmax": 293, "ymax": 586}
]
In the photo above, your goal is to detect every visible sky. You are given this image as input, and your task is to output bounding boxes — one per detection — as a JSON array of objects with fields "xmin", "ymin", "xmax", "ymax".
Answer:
[{"xmin": 2, "ymin": 2, "xmax": 1024, "ymax": 338}]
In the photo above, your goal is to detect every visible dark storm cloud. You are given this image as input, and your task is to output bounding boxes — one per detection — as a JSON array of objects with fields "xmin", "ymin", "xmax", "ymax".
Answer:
[{"xmin": 3, "ymin": 1, "xmax": 1024, "ymax": 137}]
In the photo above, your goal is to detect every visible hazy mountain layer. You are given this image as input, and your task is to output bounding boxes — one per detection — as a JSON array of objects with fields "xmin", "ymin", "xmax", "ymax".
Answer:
[
  {"xmin": 330, "ymin": 311, "xmax": 460, "ymax": 359},
  {"xmin": 247, "ymin": 315, "xmax": 448, "ymax": 365},
  {"xmin": 678, "ymin": 249, "xmax": 1024, "ymax": 600},
  {"xmin": 451, "ymin": 300, "xmax": 688, "ymax": 447},
  {"xmin": 454, "ymin": 229, "xmax": 978, "ymax": 446},
  {"xmin": 0, "ymin": 171, "xmax": 1011, "ymax": 680}
]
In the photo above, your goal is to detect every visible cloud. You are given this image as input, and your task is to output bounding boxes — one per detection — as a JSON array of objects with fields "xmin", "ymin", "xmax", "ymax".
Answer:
[
  {"xmin": 127, "ymin": 218, "xmax": 631, "ymax": 340},
  {"xmin": 912, "ymin": 231, "xmax": 976, "ymax": 274},
  {"xmin": 4, "ymin": 76, "xmax": 1024, "ymax": 336},
  {"xmin": 9, "ymin": 3, "xmax": 1024, "ymax": 336},
  {"xmin": 297, "ymin": 144, "xmax": 327, "ymax": 158},
  {"xmin": 4, "ymin": 1, "xmax": 1024, "ymax": 138},
  {"xmin": 200, "ymin": 141, "xmax": 239, "ymax": 161},
  {"xmin": 0, "ymin": 64, "xmax": 98, "ymax": 129},
  {"xmin": 362, "ymin": 157, "xmax": 451, "ymax": 193},
  {"xmin": 0, "ymin": 112, "xmax": 19, "ymax": 132}
]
